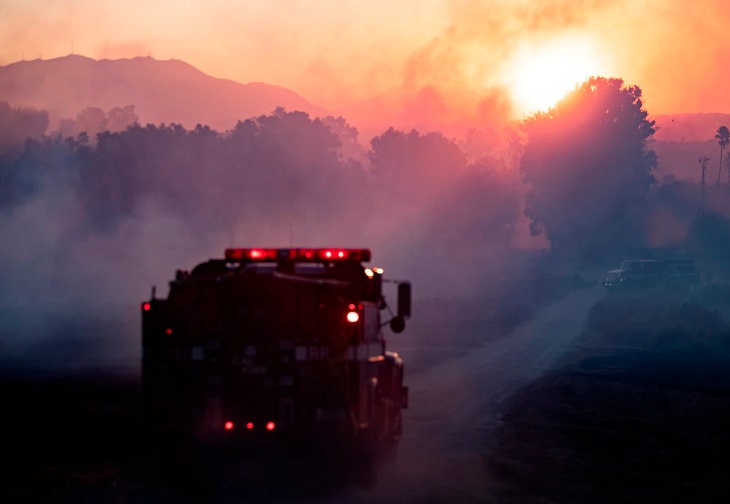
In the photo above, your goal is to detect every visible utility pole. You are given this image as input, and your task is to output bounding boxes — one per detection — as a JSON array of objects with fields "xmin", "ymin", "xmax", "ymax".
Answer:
[{"xmin": 699, "ymin": 155, "xmax": 709, "ymax": 210}]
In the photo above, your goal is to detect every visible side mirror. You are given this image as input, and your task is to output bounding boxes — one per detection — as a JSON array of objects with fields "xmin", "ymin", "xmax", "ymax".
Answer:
[
  {"xmin": 390, "ymin": 316, "xmax": 406, "ymax": 333},
  {"xmin": 397, "ymin": 282, "xmax": 411, "ymax": 318}
]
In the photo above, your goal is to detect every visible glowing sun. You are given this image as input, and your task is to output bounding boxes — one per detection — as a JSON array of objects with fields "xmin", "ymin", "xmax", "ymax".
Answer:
[{"xmin": 503, "ymin": 35, "xmax": 607, "ymax": 116}]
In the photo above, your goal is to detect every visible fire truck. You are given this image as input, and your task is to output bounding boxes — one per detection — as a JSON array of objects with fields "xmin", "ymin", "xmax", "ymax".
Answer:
[{"xmin": 141, "ymin": 247, "xmax": 410, "ymax": 457}]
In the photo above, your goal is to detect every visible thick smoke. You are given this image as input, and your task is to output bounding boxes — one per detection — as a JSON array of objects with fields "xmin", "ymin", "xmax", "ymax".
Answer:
[
  {"xmin": 2, "ymin": 79, "xmax": 729, "ymax": 381},
  {"xmin": 0, "ymin": 104, "xmax": 528, "ymax": 373}
]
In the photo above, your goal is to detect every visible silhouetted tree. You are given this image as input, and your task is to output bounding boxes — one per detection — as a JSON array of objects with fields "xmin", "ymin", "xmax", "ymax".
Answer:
[
  {"xmin": 62, "ymin": 107, "xmax": 108, "ymax": 140},
  {"xmin": 57, "ymin": 106, "xmax": 139, "ymax": 142},
  {"xmin": 320, "ymin": 115, "xmax": 367, "ymax": 167},
  {"xmin": 369, "ymin": 128, "xmax": 466, "ymax": 206},
  {"xmin": 520, "ymin": 77, "xmax": 657, "ymax": 258},
  {"xmin": 107, "ymin": 105, "xmax": 139, "ymax": 132},
  {"xmin": 225, "ymin": 108, "xmax": 355, "ymax": 237},
  {"xmin": 368, "ymin": 127, "xmax": 521, "ymax": 293},
  {"xmin": 715, "ymin": 125, "xmax": 730, "ymax": 184}
]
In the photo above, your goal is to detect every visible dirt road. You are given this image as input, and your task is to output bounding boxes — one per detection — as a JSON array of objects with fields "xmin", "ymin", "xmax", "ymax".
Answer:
[
  {"xmin": 3, "ymin": 280, "xmax": 604, "ymax": 503},
  {"xmin": 340, "ymin": 283, "xmax": 604, "ymax": 503}
]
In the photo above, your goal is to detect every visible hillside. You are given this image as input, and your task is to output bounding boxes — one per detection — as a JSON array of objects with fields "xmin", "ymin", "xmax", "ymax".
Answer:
[
  {"xmin": 0, "ymin": 55, "xmax": 325, "ymax": 131},
  {"xmin": 1, "ymin": 55, "xmax": 729, "ymax": 151}
]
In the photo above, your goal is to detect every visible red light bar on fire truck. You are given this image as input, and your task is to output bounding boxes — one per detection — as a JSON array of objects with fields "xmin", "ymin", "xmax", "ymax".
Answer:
[{"xmin": 225, "ymin": 248, "xmax": 371, "ymax": 263}]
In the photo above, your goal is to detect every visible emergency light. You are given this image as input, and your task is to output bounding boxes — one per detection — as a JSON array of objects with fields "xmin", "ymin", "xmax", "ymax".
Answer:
[
  {"xmin": 225, "ymin": 248, "xmax": 371, "ymax": 263},
  {"xmin": 346, "ymin": 303, "xmax": 360, "ymax": 323}
]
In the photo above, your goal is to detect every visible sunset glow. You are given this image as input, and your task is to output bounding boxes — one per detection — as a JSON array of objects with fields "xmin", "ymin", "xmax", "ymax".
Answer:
[
  {"xmin": 0, "ymin": 0, "xmax": 728, "ymax": 128},
  {"xmin": 502, "ymin": 36, "xmax": 608, "ymax": 116}
]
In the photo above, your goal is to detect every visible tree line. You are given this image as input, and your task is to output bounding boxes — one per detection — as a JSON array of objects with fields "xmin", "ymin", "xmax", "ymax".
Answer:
[
  {"xmin": 2, "ymin": 76, "xmax": 730, "ymax": 276},
  {"xmin": 0, "ymin": 106, "xmax": 516, "ymax": 240}
]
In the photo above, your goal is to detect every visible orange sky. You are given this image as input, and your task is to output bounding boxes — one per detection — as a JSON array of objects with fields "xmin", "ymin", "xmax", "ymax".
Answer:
[{"xmin": 1, "ymin": 0, "xmax": 728, "ymax": 120}]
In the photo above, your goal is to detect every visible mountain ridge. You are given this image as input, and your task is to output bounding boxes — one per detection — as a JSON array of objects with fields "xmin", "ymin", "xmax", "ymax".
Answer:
[
  {"xmin": 2, "ymin": 54, "xmax": 729, "ymax": 145},
  {"xmin": 0, "ymin": 54, "xmax": 326, "ymax": 131}
]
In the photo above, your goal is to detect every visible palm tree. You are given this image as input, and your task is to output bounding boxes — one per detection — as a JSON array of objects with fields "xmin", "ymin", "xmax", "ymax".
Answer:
[
  {"xmin": 715, "ymin": 126, "xmax": 730, "ymax": 184},
  {"xmin": 700, "ymin": 155, "xmax": 710, "ymax": 209}
]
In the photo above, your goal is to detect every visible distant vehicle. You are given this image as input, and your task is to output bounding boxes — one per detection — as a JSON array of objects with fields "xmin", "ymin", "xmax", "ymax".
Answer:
[
  {"xmin": 662, "ymin": 258, "xmax": 702, "ymax": 287},
  {"xmin": 603, "ymin": 258, "xmax": 700, "ymax": 291},
  {"xmin": 141, "ymin": 247, "xmax": 410, "ymax": 461}
]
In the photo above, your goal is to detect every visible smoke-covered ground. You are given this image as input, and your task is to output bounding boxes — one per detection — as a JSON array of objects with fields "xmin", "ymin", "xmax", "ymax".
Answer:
[
  {"xmin": 337, "ymin": 266, "xmax": 604, "ymax": 504},
  {"xmin": 484, "ymin": 283, "xmax": 730, "ymax": 503},
  {"xmin": 1, "ymin": 255, "xmax": 602, "ymax": 503},
  {"xmin": 0, "ymin": 110, "xmax": 527, "ymax": 374},
  {"xmin": 5, "ymin": 255, "xmax": 730, "ymax": 502}
]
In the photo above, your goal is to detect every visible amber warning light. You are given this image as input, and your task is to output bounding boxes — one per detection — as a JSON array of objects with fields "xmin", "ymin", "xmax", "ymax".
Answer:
[{"xmin": 225, "ymin": 248, "xmax": 371, "ymax": 263}]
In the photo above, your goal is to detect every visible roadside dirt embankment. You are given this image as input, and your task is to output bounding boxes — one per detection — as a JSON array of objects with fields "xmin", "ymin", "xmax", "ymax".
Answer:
[{"xmin": 486, "ymin": 285, "xmax": 730, "ymax": 503}]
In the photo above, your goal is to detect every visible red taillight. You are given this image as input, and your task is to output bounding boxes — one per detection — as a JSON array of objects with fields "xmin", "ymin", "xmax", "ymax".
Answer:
[
  {"xmin": 266, "ymin": 421, "xmax": 276, "ymax": 431},
  {"xmin": 165, "ymin": 328, "xmax": 173, "ymax": 335},
  {"xmin": 246, "ymin": 422, "xmax": 254, "ymax": 430},
  {"xmin": 142, "ymin": 302, "xmax": 151, "ymax": 311},
  {"xmin": 224, "ymin": 421, "xmax": 234, "ymax": 431}
]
